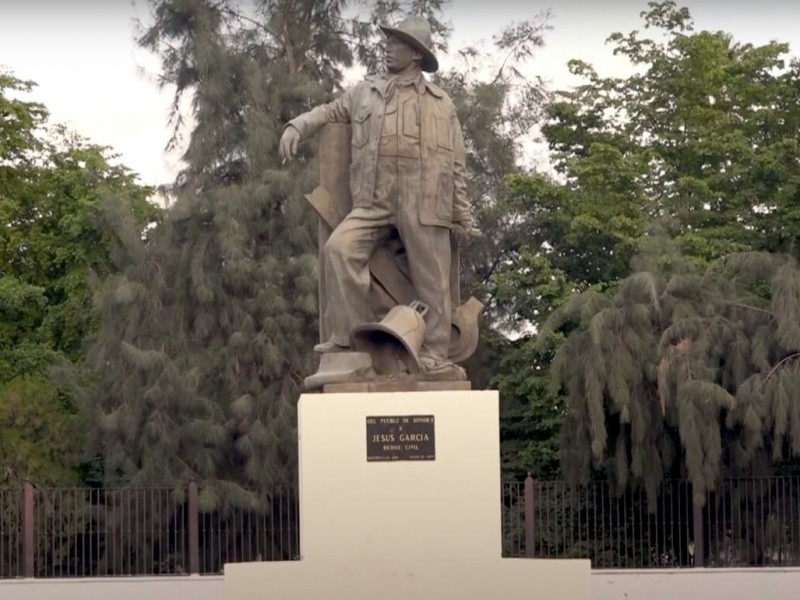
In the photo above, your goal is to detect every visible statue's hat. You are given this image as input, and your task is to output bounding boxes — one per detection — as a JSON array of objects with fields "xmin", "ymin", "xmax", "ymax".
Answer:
[{"xmin": 379, "ymin": 15, "xmax": 438, "ymax": 73}]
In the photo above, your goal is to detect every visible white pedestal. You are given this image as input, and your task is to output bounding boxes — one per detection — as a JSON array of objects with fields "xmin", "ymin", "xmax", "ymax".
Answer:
[
  {"xmin": 225, "ymin": 390, "xmax": 590, "ymax": 600},
  {"xmin": 299, "ymin": 391, "xmax": 501, "ymax": 559}
]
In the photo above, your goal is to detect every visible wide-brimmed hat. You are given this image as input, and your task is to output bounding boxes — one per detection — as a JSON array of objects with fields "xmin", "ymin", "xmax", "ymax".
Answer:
[{"xmin": 379, "ymin": 15, "xmax": 438, "ymax": 73}]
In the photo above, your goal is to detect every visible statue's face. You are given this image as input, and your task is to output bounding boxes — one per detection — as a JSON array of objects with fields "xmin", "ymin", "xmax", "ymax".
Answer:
[{"xmin": 384, "ymin": 35, "xmax": 422, "ymax": 73}]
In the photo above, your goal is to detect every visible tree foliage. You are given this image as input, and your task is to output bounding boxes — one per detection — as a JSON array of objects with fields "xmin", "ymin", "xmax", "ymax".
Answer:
[
  {"xmin": 490, "ymin": 1, "xmax": 800, "ymax": 490},
  {"xmin": 493, "ymin": 334, "xmax": 561, "ymax": 480},
  {"xmin": 546, "ymin": 249, "xmax": 800, "ymax": 505},
  {"xmin": 0, "ymin": 71, "xmax": 158, "ymax": 484},
  {"xmin": 437, "ymin": 14, "xmax": 552, "ymax": 316},
  {"xmin": 86, "ymin": 0, "xmax": 354, "ymax": 501},
  {"xmin": 500, "ymin": 1, "xmax": 800, "ymax": 329},
  {"xmin": 546, "ymin": 1, "xmax": 800, "ymax": 266}
]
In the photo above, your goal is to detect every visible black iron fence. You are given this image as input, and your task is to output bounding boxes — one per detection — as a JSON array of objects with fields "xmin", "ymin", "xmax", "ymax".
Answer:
[
  {"xmin": 503, "ymin": 479, "xmax": 696, "ymax": 566},
  {"xmin": 0, "ymin": 488, "xmax": 23, "ymax": 578},
  {"xmin": 503, "ymin": 476, "xmax": 800, "ymax": 568},
  {"xmin": 0, "ymin": 483, "xmax": 298, "ymax": 578},
  {"xmin": 1, "ymin": 476, "xmax": 798, "ymax": 578}
]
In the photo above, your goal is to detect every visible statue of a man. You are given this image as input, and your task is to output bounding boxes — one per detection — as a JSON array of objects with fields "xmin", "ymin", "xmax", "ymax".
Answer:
[{"xmin": 279, "ymin": 16, "xmax": 476, "ymax": 380}]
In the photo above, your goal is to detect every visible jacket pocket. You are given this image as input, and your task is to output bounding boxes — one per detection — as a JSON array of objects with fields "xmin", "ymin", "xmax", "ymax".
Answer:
[
  {"xmin": 402, "ymin": 98, "xmax": 420, "ymax": 139},
  {"xmin": 382, "ymin": 102, "xmax": 398, "ymax": 137},
  {"xmin": 352, "ymin": 107, "xmax": 371, "ymax": 148},
  {"xmin": 436, "ymin": 116, "xmax": 453, "ymax": 150},
  {"xmin": 436, "ymin": 172, "xmax": 454, "ymax": 220}
]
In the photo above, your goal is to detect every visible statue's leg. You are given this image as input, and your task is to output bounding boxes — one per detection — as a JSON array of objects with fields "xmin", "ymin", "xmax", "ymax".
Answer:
[
  {"xmin": 395, "ymin": 218, "xmax": 453, "ymax": 363},
  {"xmin": 321, "ymin": 206, "xmax": 393, "ymax": 348}
]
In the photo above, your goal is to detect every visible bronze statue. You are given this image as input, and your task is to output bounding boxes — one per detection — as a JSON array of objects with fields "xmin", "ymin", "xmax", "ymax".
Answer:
[{"xmin": 279, "ymin": 16, "xmax": 482, "ymax": 390}]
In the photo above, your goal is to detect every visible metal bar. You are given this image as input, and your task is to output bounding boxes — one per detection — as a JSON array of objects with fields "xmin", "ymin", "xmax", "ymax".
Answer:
[
  {"xmin": 585, "ymin": 485, "xmax": 591, "ymax": 562},
  {"xmin": 547, "ymin": 483, "xmax": 554, "ymax": 558},
  {"xmin": 648, "ymin": 487, "xmax": 654, "ymax": 567},
  {"xmin": 562, "ymin": 482, "xmax": 568, "ymax": 559},
  {"xmin": 693, "ymin": 496, "xmax": 704, "ymax": 567},
  {"xmin": 789, "ymin": 477, "xmax": 800, "ymax": 565},
  {"xmin": 524, "ymin": 474, "xmax": 534, "ymax": 557},
  {"xmin": 637, "ymin": 487, "xmax": 642, "ymax": 567},
  {"xmin": 188, "ymin": 482, "xmax": 200, "ymax": 574},
  {"xmin": 22, "ymin": 483, "xmax": 34, "ymax": 578},
  {"xmin": 762, "ymin": 478, "xmax": 767, "ymax": 565},
  {"xmin": 792, "ymin": 478, "xmax": 798, "ymax": 565},
  {"xmin": 599, "ymin": 482, "xmax": 606, "ymax": 567},
  {"xmin": 619, "ymin": 486, "xmax": 624, "ymax": 566},
  {"xmin": 775, "ymin": 479, "xmax": 780, "ymax": 565},
  {"xmin": 125, "ymin": 489, "xmax": 131, "ymax": 575},
  {"xmin": 621, "ymin": 485, "xmax": 627, "ymax": 567}
]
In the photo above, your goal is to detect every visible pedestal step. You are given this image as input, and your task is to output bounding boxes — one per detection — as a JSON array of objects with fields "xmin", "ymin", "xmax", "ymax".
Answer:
[{"xmin": 225, "ymin": 558, "xmax": 591, "ymax": 600}]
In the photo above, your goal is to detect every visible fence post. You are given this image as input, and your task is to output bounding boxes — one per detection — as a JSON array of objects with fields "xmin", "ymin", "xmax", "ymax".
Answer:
[
  {"xmin": 524, "ymin": 473, "xmax": 535, "ymax": 558},
  {"xmin": 22, "ymin": 482, "xmax": 34, "ymax": 577},
  {"xmin": 188, "ymin": 481, "xmax": 200, "ymax": 574},
  {"xmin": 692, "ymin": 498, "xmax": 704, "ymax": 567}
]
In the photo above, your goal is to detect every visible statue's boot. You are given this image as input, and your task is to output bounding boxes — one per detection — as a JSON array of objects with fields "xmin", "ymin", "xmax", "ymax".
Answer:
[
  {"xmin": 313, "ymin": 339, "xmax": 351, "ymax": 353},
  {"xmin": 418, "ymin": 355, "xmax": 467, "ymax": 381}
]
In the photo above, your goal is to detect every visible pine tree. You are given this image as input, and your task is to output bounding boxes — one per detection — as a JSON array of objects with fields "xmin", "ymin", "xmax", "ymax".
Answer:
[
  {"xmin": 546, "ymin": 244, "xmax": 800, "ymax": 506},
  {"xmin": 87, "ymin": 0, "xmax": 363, "ymax": 504}
]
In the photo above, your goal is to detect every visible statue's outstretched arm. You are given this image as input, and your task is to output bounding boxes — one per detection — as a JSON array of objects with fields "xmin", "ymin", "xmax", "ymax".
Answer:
[{"xmin": 286, "ymin": 85, "xmax": 357, "ymax": 140}]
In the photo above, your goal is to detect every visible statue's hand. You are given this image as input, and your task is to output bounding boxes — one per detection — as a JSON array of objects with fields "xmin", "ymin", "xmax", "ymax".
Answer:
[
  {"xmin": 279, "ymin": 126, "xmax": 300, "ymax": 163},
  {"xmin": 452, "ymin": 219, "xmax": 482, "ymax": 244}
]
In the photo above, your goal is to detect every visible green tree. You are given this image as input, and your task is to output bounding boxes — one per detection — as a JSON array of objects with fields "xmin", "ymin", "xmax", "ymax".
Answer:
[
  {"xmin": 499, "ymin": 0, "xmax": 800, "ymax": 329},
  {"xmin": 437, "ymin": 16, "xmax": 552, "ymax": 321},
  {"xmin": 493, "ymin": 335, "xmax": 562, "ymax": 479},
  {"xmin": 493, "ymin": 1, "xmax": 800, "ymax": 484},
  {"xmin": 540, "ymin": 1, "xmax": 800, "ymax": 269},
  {"xmin": 0, "ymin": 72, "xmax": 158, "ymax": 485},
  {"xmin": 546, "ymin": 249, "xmax": 800, "ymax": 506}
]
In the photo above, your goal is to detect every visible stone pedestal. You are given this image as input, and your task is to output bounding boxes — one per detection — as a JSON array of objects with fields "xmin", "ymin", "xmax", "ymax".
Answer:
[
  {"xmin": 299, "ymin": 391, "xmax": 501, "ymax": 560},
  {"xmin": 225, "ymin": 391, "xmax": 590, "ymax": 600}
]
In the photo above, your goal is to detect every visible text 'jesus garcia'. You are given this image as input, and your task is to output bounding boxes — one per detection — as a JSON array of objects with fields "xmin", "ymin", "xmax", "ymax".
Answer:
[{"xmin": 365, "ymin": 415, "xmax": 435, "ymax": 461}]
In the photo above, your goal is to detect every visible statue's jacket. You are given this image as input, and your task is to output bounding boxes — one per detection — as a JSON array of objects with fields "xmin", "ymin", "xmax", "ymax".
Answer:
[{"xmin": 286, "ymin": 74, "xmax": 470, "ymax": 228}]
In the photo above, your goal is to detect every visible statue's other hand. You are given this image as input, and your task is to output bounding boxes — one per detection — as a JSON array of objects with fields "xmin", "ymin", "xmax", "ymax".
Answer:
[
  {"xmin": 452, "ymin": 220, "xmax": 482, "ymax": 245},
  {"xmin": 279, "ymin": 126, "xmax": 300, "ymax": 163}
]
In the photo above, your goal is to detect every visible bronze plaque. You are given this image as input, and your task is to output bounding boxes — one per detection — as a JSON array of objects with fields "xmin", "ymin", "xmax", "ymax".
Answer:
[{"xmin": 366, "ymin": 415, "xmax": 435, "ymax": 461}]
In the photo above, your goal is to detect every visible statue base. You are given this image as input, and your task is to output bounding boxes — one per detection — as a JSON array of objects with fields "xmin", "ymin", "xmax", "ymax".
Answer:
[
  {"xmin": 323, "ymin": 380, "xmax": 471, "ymax": 393},
  {"xmin": 224, "ymin": 390, "xmax": 590, "ymax": 599},
  {"xmin": 303, "ymin": 352, "xmax": 373, "ymax": 390},
  {"xmin": 305, "ymin": 352, "xmax": 470, "ymax": 392}
]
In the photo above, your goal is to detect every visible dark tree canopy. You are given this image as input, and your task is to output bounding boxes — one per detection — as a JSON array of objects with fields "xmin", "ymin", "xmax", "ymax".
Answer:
[{"xmin": 546, "ymin": 251, "xmax": 800, "ymax": 505}]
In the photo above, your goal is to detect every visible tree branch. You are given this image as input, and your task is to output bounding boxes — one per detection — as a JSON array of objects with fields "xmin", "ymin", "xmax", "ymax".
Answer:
[
  {"xmin": 722, "ymin": 301, "xmax": 775, "ymax": 318},
  {"xmin": 283, "ymin": 19, "xmax": 298, "ymax": 75},
  {"xmin": 220, "ymin": 6, "xmax": 280, "ymax": 40},
  {"xmin": 763, "ymin": 352, "xmax": 800, "ymax": 382}
]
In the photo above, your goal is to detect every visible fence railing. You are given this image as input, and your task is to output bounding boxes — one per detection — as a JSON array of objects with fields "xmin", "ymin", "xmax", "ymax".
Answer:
[
  {"xmin": 0, "ymin": 483, "xmax": 298, "ymax": 578},
  {"xmin": 0, "ymin": 488, "xmax": 23, "ymax": 578},
  {"xmin": 503, "ymin": 476, "xmax": 800, "ymax": 568},
  {"xmin": 1, "ymin": 476, "xmax": 798, "ymax": 577}
]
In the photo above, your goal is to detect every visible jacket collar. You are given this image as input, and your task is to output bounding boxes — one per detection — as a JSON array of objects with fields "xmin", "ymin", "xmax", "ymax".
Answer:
[{"xmin": 367, "ymin": 73, "xmax": 444, "ymax": 98}]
